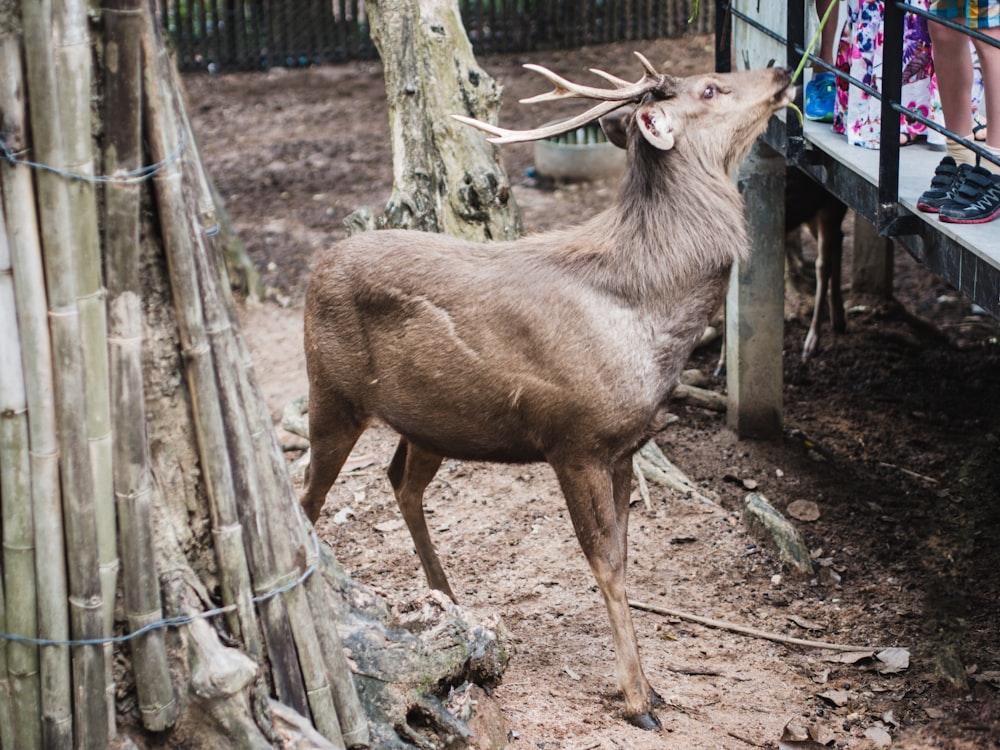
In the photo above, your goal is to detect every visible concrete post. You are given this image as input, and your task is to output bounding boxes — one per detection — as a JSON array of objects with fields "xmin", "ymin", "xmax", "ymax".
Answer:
[
  {"xmin": 726, "ymin": 140, "xmax": 785, "ymax": 439},
  {"xmin": 851, "ymin": 213, "xmax": 894, "ymax": 298}
]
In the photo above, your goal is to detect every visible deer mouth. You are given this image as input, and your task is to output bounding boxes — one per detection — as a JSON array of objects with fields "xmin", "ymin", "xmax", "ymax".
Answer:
[{"xmin": 774, "ymin": 84, "xmax": 796, "ymax": 109}]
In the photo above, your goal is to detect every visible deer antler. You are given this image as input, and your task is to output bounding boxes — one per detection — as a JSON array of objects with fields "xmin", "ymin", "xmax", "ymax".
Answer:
[{"xmin": 453, "ymin": 51, "xmax": 676, "ymax": 145}]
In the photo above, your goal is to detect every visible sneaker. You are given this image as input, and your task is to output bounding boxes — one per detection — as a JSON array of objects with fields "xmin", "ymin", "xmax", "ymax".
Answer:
[
  {"xmin": 916, "ymin": 156, "xmax": 971, "ymax": 213},
  {"xmin": 938, "ymin": 167, "xmax": 1000, "ymax": 224},
  {"xmin": 805, "ymin": 72, "xmax": 835, "ymax": 123}
]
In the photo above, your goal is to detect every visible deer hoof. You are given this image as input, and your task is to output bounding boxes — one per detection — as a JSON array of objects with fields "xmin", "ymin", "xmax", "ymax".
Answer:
[{"xmin": 627, "ymin": 710, "xmax": 662, "ymax": 731}]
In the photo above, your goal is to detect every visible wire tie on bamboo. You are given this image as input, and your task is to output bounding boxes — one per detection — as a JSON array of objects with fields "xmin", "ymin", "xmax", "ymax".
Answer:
[
  {"xmin": 126, "ymin": 607, "xmax": 166, "ymax": 633},
  {"xmin": 68, "ymin": 594, "xmax": 104, "ymax": 612},
  {"xmin": 182, "ymin": 340, "xmax": 212, "ymax": 362},
  {"xmin": 0, "ymin": 531, "xmax": 324, "ymax": 647},
  {"xmin": 79, "ymin": 287, "xmax": 108, "ymax": 304},
  {"xmin": 252, "ymin": 570, "xmax": 300, "ymax": 599},
  {"xmin": 0, "ymin": 128, "xmax": 186, "ymax": 184},
  {"xmin": 100, "ymin": 5, "xmax": 143, "ymax": 15}
]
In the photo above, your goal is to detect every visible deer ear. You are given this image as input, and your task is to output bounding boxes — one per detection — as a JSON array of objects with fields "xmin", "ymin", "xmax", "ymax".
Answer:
[
  {"xmin": 634, "ymin": 100, "xmax": 675, "ymax": 151},
  {"xmin": 598, "ymin": 107, "xmax": 632, "ymax": 149}
]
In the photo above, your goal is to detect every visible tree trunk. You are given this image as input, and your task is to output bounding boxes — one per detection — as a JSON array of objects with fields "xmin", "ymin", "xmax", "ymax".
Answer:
[
  {"xmin": 0, "ymin": 2, "xmax": 509, "ymax": 747},
  {"xmin": 359, "ymin": 0, "xmax": 523, "ymax": 241}
]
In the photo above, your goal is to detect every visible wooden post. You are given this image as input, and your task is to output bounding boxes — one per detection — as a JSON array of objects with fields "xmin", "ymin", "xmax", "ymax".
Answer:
[
  {"xmin": 851, "ymin": 213, "xmax": 894, "ymax": 297},
  {"xmin": 726, "ymin": 140, "xmax": 785, "ymax": 439}
]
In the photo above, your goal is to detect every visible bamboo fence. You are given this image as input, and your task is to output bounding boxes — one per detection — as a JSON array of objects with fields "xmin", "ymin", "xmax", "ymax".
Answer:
[
  {"xmin": 163, "ymin": 0, "xmax": 715, "ymax": 72},
  {"xmin": 0, "ymin": 0, "xmax": 368, "ymax": 746}
]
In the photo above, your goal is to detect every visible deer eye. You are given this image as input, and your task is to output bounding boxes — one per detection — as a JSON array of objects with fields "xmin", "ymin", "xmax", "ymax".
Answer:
[{"xmin": 702, "ymin": 85, "xmax": 717, "ymax": 99}]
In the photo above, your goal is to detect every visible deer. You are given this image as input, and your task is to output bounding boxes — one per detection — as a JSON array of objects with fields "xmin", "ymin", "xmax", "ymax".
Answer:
[
  {"xmin": 785, "ymin": 167, "xmax": 848, "ymax": 360},
  {"xmin": 301, "ymin": 54, "xmax": 794, "ymax": 729}
]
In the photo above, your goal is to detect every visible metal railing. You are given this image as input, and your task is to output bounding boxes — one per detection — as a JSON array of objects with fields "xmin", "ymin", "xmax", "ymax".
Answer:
[{"xmin": 720, "ymin": 0, "xmax": 1000, "ymax": 236}]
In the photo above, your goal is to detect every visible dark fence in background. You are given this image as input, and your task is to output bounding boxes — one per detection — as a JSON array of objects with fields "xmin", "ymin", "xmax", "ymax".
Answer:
[{"xmin": 163, "ymin": 0, "xmax": 713, "ymax": 72}]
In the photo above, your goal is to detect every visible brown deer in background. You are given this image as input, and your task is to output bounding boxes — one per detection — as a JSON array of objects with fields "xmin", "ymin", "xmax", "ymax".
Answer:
[
  {"xmin": 785, "ymin": 167, "xmax": 848, "ymax": 360},
  {"xmin": 301, "ymin": 54, "xmax": 794, "ymax": 729}
]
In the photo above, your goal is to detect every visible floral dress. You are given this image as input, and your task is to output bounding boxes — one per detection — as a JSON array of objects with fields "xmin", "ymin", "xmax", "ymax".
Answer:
[{"xmin": 833, "ymin": 0, "xmax": 943, "ymax": 148}]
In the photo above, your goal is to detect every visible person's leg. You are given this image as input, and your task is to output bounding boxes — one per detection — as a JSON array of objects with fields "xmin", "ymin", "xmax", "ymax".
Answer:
[
  {"xmin": 929, "ymin": 16, "xmax": 976, "ymax": 159},
  {"xmin": 806, "ymin": 0, "xmax": 839, "ymax": 121},
  {"xmin": 970, "ymin": 27, "xmax": 1000, "ymax": 149},
  {"xmin": 936, "ymin": 5, "xmax": 1000, "ymax": 223},
  {"xmin": 815, "ymin": 0, "xmax": 839, "ymax": 72}
]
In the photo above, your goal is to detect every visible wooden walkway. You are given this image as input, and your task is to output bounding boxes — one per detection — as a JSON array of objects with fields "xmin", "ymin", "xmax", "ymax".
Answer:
[
  {"xmin": 725, "ymin": 0, "xmax": 1000, "ymax": 436},
  {"xmin": 793, "ymin": 119, "xmax": 1000, "ymax": 319}
]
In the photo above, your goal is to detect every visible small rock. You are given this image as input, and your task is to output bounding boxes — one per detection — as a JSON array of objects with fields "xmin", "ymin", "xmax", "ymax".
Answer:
[
  {"xmin": 743, "ymin": 493, "xmax": 814, "ymax": 576},
  {"xmin": 374, "ymin": 519, "xmax": 406, "ymax": 533},
  {"xmin": 332, "ymin": 506, "xmax": 354, "ymax": 525}
]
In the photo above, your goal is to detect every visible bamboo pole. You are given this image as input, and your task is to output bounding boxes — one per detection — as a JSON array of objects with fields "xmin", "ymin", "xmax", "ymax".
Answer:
[
  {"xmin": 0, "ymin": 35, "xmax": 73, "ymax": 748},
  {"xmin": 0, "ymin": 190, "xmax": 42, "ymax": 750},
  {"xmin": 102, "ymin": 0, "xmax": 179, "ymax": 732},
  {"xmin": 157, "ymin": 51, "xmax": 351, "ymax": 734},
  {"xmin": 0, "ymin": 571, "xmax": 12, "ymax": 750},
  {"xmin": 140, "ymin": 0, "xmax": 263, "ymax": 660},
  {"xmin": 166, "ymin": 60, "xmax": 346, "ymax": 733},
  {"xmin": 54, "ymin": 1, "xmax": 120, "ymax": 734},
  {"xmin": 20, "ymin": 2, "xmax": 108, "ymax": 746},
  {"xmin": 175, "ymin": 134, "xmax": 316, "ymax": 728},
  {"xmin": 209, "ymin": 234, "xmax": 370, "ymax": 745}
]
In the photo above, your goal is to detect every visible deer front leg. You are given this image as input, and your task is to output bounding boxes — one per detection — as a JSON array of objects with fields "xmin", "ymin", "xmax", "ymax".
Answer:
[{"xmin": 552, "ymin": 456, "xmax": 661, "ymax": 729}]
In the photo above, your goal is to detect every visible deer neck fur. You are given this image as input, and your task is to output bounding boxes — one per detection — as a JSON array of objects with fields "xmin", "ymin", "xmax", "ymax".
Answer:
[{"xmin": 537, "ymin": 138, "xmax": 748, "ymax": 309}]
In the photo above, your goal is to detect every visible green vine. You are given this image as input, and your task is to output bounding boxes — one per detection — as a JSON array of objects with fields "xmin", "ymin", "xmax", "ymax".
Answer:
[{"xmin": 788, "ymin": 1, "xmax": 839, "ymax": 124}]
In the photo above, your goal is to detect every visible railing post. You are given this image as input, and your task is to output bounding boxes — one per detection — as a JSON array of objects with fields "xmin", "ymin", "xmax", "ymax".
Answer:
[{"xmin": 878, "ymin": 0, "xmax": 905, "ymax": 232}]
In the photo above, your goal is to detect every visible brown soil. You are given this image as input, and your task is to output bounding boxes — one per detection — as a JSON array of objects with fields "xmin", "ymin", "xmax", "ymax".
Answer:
[{"xmin": 186, "ymin": 34, "xmax": 1000, "ymax": 750}]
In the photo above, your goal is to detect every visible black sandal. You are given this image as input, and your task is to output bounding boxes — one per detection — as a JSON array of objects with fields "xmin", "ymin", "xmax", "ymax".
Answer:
[{"xmin": 974, "ymin": 118, "xmax": 988, "ymax": 142}]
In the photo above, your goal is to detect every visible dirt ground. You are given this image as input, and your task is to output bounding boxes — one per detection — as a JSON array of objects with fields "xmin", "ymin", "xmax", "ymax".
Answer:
[{"xmin": 185, "ymin": 34, "xmax": 1000, "ymax": 749}]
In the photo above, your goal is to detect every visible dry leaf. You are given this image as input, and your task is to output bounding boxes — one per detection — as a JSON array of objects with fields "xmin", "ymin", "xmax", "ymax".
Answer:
[
  {"xmin": 343, "ymin": 453, "xmax": 377, "ymax": 473},
  {"xmin": 817, "ymin": 689, "xmax": 850, "ymax": 707},
  {"xmin": 824, "ymin": 650, "xmax": 875, "ymax": 664},
  {"xmin": 332, "ymin": 506, "xmax": 354, "ymax": 525},
  {"xmin": 864, "ymin": 726, "xmax": 892, "ymax": 747},
  {"xmin": 787, "ymin": 500, "xmax": 821, "ymax": 521},
  {"xmin": 788, "ymin": 614, "xmax": 825, "ymax": 631},
  {"xmin": 779, "ymin": 720, "xmax": 829, "ymax": 750},
  {"xmin": 808, "ymin": 722, "xmax": 838, "ymax": 745},
  {"xmin": 875, "ymin": 647, "xmax": 910, "ymax": 674},
  {"xmin": 373, "ymin": 519, "xmax": 406, "ymax": 533},
  {"xmin": 780, "ymin": 721, "xmax": 810, "ymax": 741}
]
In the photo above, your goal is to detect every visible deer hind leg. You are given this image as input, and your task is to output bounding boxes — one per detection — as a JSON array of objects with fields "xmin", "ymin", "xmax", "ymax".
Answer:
[
  {"xmin": 387, "ymin": 438, "xmax": 452, "ymax": 601},
  {"xmin": 822, "ymin": 206, "xmax": 847, "ymax": 336},
  {"xmin": 803, "ymin": 206, "xmax": 847, "ymax": 360},
  {"xmin": 301, "ymin": 393, "xmax": 366, "ymax": 524},
  {"xmin": 552, "ymin": 454, "xmax": 661, "ymax": 730}
]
